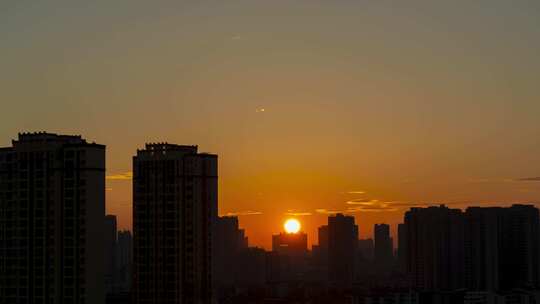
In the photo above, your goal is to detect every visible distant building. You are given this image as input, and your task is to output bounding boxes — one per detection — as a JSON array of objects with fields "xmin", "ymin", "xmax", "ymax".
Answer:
[
  {"xmin": 105, "ymin": 215, "xmax": 118, "ymax": 294},
  {"xmin": 214, "ymin": 216, "xmax": 248, "ymax": 289},
  {"xmin": 327, "ymin": 213, "xmax": 358, "ymax": 287},
  {"xmin": 358, "ymin": 238, "xmax": 374, "ymax": 261},
  {"xmin": 403, "ymin": 205, "xmax": 466, "ymax": 291},
  {"xmin": 498, "ymin": 205, "xmax": 540, "ymax": 290},
  {"xmin": 272, "ymin": 232, "xmax": 308, "ymax": 257},
  {"xmin": 133, "ymin": 143, "xmax": 217, "ymax": 304},
  {"xmin": 403, "ymin": 204, "xmax": 540, "ymax": 291},
  {"xmin": 116, "ymin": 230, "xmax": 132, "ymax": 293},
  {"xmin": 0, "ymin": 132, "xmax": 105, "ymax": 304},
  {"xmin": 270, "ymin": 231, "xmax": 308, "ymax": 283},
  {"xmin": 464, "ymin": 205, "xmax": 540, "ymax": 291},
  {"xmin": 397, "ymin": 223, "xmax": 407, "ymax": 273},
  {"xmin": 318, "ymin": 225, "xmax": 329, "ymax": 250},
  {"xmin": 265, "ymin": 251, "xmax": 283, "ymax": 284},
  {"xmin": 235, "ymin": 247, "xmax": 267, "ymax": 288},
  {"xmin": 464, "ymin": 207, "xmax": 501, "ymax": 291},
  {"xmin": 374, "ymin": 223, "xmax": 393, "ymax": 266},
  {"xmin": 312, "ymin": 225, "xmax": 329, "ymax": 266}
]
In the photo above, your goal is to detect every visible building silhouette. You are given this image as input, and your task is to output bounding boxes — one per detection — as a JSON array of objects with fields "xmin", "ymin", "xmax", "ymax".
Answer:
[
  {"xmin": 270, "ymin": 230, "xmax": 308, "ymax": 283},
  {"xmin": 397, "ymin": 223, "xmax": 407, "ymax": 273},
  {"xmin": 105, "ymin": 215, "xmax": 118, "ymax": 294},
  {"xmin": 403, "ymin": 205, "xmax": 466, "ymax": 291},
  {"xmin": 327, "ymin": 213, "xmax": 358, "ymax": 287},
  {"xmin": 235, "ymin": 247, "xmax": 266, "ymax": 289},
  {"xmin": 358, "ymin": 238, "xmax": 374, "ymax": 261},
  {"xmin": 0, "ymin": 132, "xmax": 105, "ymax": 304},
  {"xmin": 498, "ymin": 205, "xmax": 540, "ymax": 290},
  {"xmin": 272, "ymin": 231, "xmax": 308, "ymax": 258},
  {"xmin": 403, "ymin": 204, "xmax": 540, "ymax": 292},
  {"xmin": 312, "ymin": 225, "xmax": 328, "ymax": 267},
  {"xmin": 318, "ymin": 225, "xmax": 329, "ymax": 250},
  {"xmin": 116, "ymin": 230, "xmax": 132, "ymax": 293},
  {"xmin": 374, "ymin": 223, "xmax": 393, "ymax": 266},
  {"xmin": 214, "ymin": 216, "xmax": 248, "ymax": 290},
  {"xmin": 132, "ymin": 144, "xmax": 217, "ymax": 304},
  {"xmin": 464, "ymin": 207, "xmax": 500, "ymax": 291}
]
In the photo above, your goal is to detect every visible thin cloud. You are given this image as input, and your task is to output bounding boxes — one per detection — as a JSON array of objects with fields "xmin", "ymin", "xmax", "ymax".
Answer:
[
  {"xmin": 346, "ymin": 199, "xmax": 378, "ymax": 205},
  {"xmin": 346, "ymin": 200, "xmax": 398, "ymax": 212},
  {"xmin": 346, "ymin": 206, "xmax": 398, "ymax": 213},
  {"xmin": 515, "ymin": 177, "xmax": 540, "ymax": 182},
  {"xmin": 285, "ymin": 210, "xmax": 312, "ymax": 216},
  {"xmin": 315, "ymin": 208, "xmax": 344, "ymax": 215},
  {"xmin": 106, "ymin": 171, "xmax": 133, "ymax": 181},
  {"xmin": 106, "ymin": 187, "xmax": 113, "ymax": 191},
  {"xmin": 255, "ymin": 108, "xmax": 266, "ymax": 113},
  {"xmin": 222, "ymin": 210, "xmax": 262, "ymax": 216},
  {"xmin": 347, "ymin": 191, "xmax": 366, "ymax": 194}
]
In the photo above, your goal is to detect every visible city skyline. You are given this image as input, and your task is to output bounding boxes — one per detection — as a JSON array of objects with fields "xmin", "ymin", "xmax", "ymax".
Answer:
[
  {"xmin": 2, "ymin": 1, "xmax": 540, "ymax": 250},
  {"xmin": 2, "ymin": 131, "xmax": 539, "ymax": 250},
  {"xmin": 2, "ymin": 132, "xmax": 540, "ymax": 303}
]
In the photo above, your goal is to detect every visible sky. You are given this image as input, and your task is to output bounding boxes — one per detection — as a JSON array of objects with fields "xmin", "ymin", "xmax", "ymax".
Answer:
[{"xmin": 1, "ymin": 1, "xmax": 540, "ymax": 249}]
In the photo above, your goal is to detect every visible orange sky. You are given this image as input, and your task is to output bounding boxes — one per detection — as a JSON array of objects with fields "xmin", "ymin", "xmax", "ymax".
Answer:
[{"xmin": 2, "ymin": 1, "xmax": 540, "ymax": 249}]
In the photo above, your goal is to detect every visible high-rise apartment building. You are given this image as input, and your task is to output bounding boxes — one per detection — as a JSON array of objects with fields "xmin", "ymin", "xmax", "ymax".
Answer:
[
  {"xmin": 403, "ymin": 205, "xmax": 466, "ymax": 291},
  {"xmin": 328, "ymin": 213, "xmax": 358, "ymax": 286},
  {"xmin": 464, "ymin": 207, "xmax": 500, "ymax": 291},
  {"xmin": 116, "ymin": 230, "xmax": 133, "ymax": 293},
  {"xmin": 271, "ymin": 231, "xmax": 309, "ymax": 282},
  {"xmin": 404, "ymin": 204, "xmax": 540, "ymax": 291},
  {"xmin": 374, "ymin": 223, "xmax": 393, "ymax": 266},
  {"xmin": 312, "ymin": 225, "xmax": 329, "ymax": 267},
  {"xmin": 0, "ymin": 132, "xmax": 105, "ymax": 304},
  {"xmin": 358, "ymin": 238, "xmax": 374, "ymax": 261},
  {"xmin": 214, "ymin": 216, "xmax": 248, "ymax": 289},
  {"xmin": 105, "ymin": 215, "xmax": 118, "ymax": 294},
  {"xmin": 397, "ymin": 223, "xmax": 407, "ymax": 273},
  {"xmin": 272, "ymin": 232, "xmax": 308, "ymax": 257},
  {"xmin": 498, "ymin": 205, "xmax": 540, "ymax": 290},
  {"xmin": 132, "ymin": 143, "xmax": 217, "ymax": 304}
]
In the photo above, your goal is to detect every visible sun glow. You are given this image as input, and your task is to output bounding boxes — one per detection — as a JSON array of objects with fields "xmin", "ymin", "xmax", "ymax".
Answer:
[{"xmin": 284, "ymin": 218, "xmax": 301, "ymax": 234}]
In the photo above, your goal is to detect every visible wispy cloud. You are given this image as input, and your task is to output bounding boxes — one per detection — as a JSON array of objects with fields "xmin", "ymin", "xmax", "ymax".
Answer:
[
  {"xmin": 515, "ymin": 177, "xmax": 540, "ymax": 182},
  {"xmin": 349, "ymin": 206, "xmax": 398, "ymax": 212},
  {"xmin": 106, "ymin": 171, "xmax": 133, "ymax": 181},
  {"xmin": 106, "ymin": 187, "xmax": 113, "ymax": 191},
  {"xmin": 222, "ymin": 210, "xmax": 262, "ymax": 216},
  {"xmin": 346, "ymin": 190, "xmax": 366, "ymax": 194},
  {"xmin": 315, "ymin": 208, "xmax": 344, "ymax": 215},
  {"xmin": 346, "ymin": 199, "xmax": 377, "ymax": 205},
  {"xmin": 346, "ymin": 200, "xmax": 398, "ymax": 212},
  {"xmin": 285, "ymin": 210, "xmax": 312, "ymax": 216},
  {"xmin": 255, "ymin": 108, "xmax": 266, "ymax": 113}
]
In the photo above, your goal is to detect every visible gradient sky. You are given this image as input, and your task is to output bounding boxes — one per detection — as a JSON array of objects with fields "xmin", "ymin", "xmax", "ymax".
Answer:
[{"xmin": 2, "ymin": 1, "xmax": 540, "ymax": 249}]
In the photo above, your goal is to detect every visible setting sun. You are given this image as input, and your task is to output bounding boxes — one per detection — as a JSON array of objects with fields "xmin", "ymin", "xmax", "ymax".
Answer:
[{"xmin": 284, "ymin": 218, "xmax": 301, "ymax": 234}]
